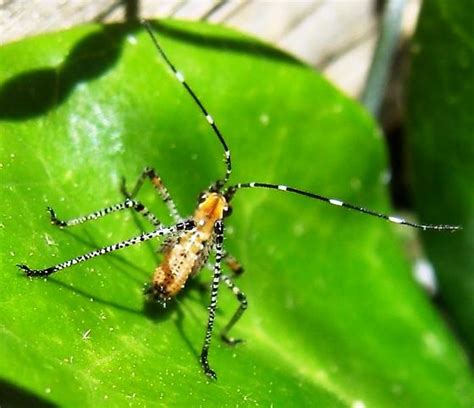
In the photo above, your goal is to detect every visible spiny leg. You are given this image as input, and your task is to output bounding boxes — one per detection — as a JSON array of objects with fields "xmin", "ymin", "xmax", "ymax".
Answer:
[
  {"xmin": 48, "ymin": 198, "xmax": 161, "ymax": 228},
  {"xmin": 219, "ymin": 273, "xmax": 247, "ymax": 346},
  {"xmin": 17, "ymin": 220, "xmax": 195, "ymax": 277},
  {"xmin": 200, "ymin": 220, "xmax": 224, "ymax": 380},
  {"xmin": 121, "ymin": 167, "xmax": 181, "ymax": 222}
]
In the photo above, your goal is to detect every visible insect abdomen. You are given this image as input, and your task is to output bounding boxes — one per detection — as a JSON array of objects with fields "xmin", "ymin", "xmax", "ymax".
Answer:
[{"xmin": 152, "ymin": 231, "xmax": 209, "ymax": 299}]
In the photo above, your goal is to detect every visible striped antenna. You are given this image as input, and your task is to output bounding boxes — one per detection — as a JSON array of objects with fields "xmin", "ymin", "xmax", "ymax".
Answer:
[
  {"xmin": 142, "ymin": 20, "xmax": 232, "ymax": 191},
  {"xmin": 225, "ymin": 182, "xmax": 461, "ymax": 231}
]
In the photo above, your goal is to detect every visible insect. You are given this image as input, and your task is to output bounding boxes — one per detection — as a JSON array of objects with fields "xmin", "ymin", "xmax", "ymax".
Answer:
[{"xmin": 17, "ymin": 21, "xmax": 461, "ymax": 380}]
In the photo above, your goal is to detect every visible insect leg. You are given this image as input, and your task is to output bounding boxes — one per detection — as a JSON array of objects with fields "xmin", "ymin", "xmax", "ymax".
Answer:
[
  {"xmin": 121, "ymin": 167, "xmax": 181, "ymax": 222},
  {"xmin": 222, "ymin": 251, "xmax": 244, "ymax": 278},
  {"xmin": 48, "ymin": 198, "xmax": 161, "ymax": 228},
  {"xmin": 17, "ymin": 220, "xmax": 195, "ymax": 277},
  {"xmin": 219, "ymin": 273, "xmax": 247, "ymax": 346},
  {"xmin": 200, "ymin": 220, "xmax": 224, "ymax": 380}
]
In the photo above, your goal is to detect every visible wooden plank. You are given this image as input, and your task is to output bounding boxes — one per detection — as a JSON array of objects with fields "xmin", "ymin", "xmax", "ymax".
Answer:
[
  {"xmin": 223, "ymin": 1, "xmax": 322, "ymax": 42},
  {"xmin": 323, "ymin": 33, "xmax": 378, "ymax": 98},
  {"xmin": 278, "ymin": 0, "xmax": 376, "ymax": 66},
  {"xmin": 172, "ymin": 0, "xmax": 221, "ymax": 19},
  {"xmin": 0, "ymin": 0, "xmax": 118, "ymax": 44}
]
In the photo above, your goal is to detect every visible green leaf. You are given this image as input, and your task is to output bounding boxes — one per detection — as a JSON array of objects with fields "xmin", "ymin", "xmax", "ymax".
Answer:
[
  {"xmin": 407, "ymin": 0, "xmax": 474, "ymax": 353},
  {"xmin": 0, "ymin": 20, "xmax": 472, "ymax": 407}
]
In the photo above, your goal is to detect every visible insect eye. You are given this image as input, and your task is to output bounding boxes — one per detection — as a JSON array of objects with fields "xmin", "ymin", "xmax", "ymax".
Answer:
[
  {"xmin": 223, "ymin": 206, "xmax": 233, "ymax": 217},
  {"xmin": 198, "ymin": 192, "xmax": 207, "ymax": 204}
]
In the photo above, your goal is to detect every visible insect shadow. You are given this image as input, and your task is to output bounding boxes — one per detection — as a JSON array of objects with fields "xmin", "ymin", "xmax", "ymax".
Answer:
[
  {"xmin": 41, "ymin": 263, "xmax": 211, "ymax": 362},
  {"xmin": 25, "ymin": 219, "xmax": 212, "ymax": 361},
  {"xmin": 0, "ymin": 378, "xmax": 56, "ymax": 408},
  {"xmin": 0, "ymin": 20, "xmax": 299, "ymax": 121},
  {"xmin": 0, "ymin": 24, "xmax": 140, "ymax": 121}
]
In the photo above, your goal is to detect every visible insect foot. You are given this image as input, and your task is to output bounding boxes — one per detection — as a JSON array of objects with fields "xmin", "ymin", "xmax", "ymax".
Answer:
[
  {"xmin": 47, "ymin": 206, "xmax": 67, "ymax": 227},
  {"xmin": 200, "ymin": 350, "xmax": 217, "ymax": 380},
  {"xmin": 17, "ymin": 264, "xmax": 56, "ymax": 277},
  {"xmin": 221, "ymin": 334, "xmax": 244, "ymax": 346}
]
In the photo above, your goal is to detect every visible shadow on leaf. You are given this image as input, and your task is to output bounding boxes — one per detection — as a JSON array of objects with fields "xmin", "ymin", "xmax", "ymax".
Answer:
[
  {"xmin": 0, "ymin": 378, "xmax": 57, "ymax": 408},
  {"xmin": 0, "ymin": 20, "xmax": 301, "ymax": 121},
  {"xmin": 0, "ymin": 24, "xmax": 139, "ymax": 120}
]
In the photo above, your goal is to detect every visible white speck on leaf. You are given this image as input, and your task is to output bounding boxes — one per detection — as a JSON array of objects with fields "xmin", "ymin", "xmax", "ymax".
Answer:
[
  {"xmin": 127, "ymin": 35, "xmax": 137, "ymax": 45},
  {"xmin": 414, "ymin": 258, "xmax": 438, "ymax": 295},
  {"xmin": 44, "ymin": 233, "xmax": 58, "ymax": 246},
  {"xmin": 423, "ymin": 331, "xmax": 445, "ymax": 356},
  {"xmin": 259, "ymin": 113, "xmax": 270, "ymax": 126},
  {"xmin": 352, "ymin": 400, "xmax": 366, "ymax": 408}
]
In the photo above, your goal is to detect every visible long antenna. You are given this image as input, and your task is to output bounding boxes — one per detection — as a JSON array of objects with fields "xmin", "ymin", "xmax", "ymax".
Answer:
[
  {"xmin": 142, "ymin": 20, "xmax": 232, "ymax": 191},
  {"xmin": 225, "ymin": 182, "xmax": 461, "ymax": 231}
]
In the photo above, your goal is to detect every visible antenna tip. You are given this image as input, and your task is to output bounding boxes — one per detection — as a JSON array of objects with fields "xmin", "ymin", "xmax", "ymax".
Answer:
[
  {"xmin": 141, "ymin": 19, "xmax": 152, "ymax": 29},
  {"xmin": 432, "ymin": 224, "xmax": 462, "ymax": 232}
]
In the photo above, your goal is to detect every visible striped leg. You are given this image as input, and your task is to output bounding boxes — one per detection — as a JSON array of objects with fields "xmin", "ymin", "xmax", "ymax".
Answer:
[
  {"xmin": 220, "ymin": 273, "xmax": 248, "ymax": 346},
  {"xmin": 17, "ymin": 220, "xmax": 195, "ymax": 277},
  {"xmin": 200, "ymin": 220, "xmax": 224, "ymax": 380},
  {"xmin": 48, "ymin": 198, "xmax": 161, "ymax": 228},
  {"xmin": 121, "ymin": 167, "xmax": 181, "ymax": 222}
]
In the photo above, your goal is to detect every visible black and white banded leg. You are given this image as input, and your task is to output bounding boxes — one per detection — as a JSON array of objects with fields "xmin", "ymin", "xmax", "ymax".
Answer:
[
  {"xmin": 121, "ymin": 166, "xmax": 181, "ymax": 222},
  {"xmin": 200, "ymin": 220, "xmax": 224, "ymax": 380},
  {"xmin": 48, "ymin": 198, "xmax": 161, "ymax": 229},
  {"xmin": 17, "ymin": 220, "xmax": 195, "ymax": 277},
  {"xmin": 220, "ymin": 273, "xmax": 247, "ymax": 346}
]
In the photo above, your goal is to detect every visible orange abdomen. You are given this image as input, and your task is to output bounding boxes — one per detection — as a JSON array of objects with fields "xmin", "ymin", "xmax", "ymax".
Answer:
[{"xmin": 152, "ymin": 230, "xmax": 208, "ymax": 298}]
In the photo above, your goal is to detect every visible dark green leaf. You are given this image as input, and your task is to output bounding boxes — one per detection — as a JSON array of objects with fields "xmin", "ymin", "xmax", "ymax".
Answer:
[{"xmin": 407, "ymin": 0, "xmax": 474, "ymax": 353}]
